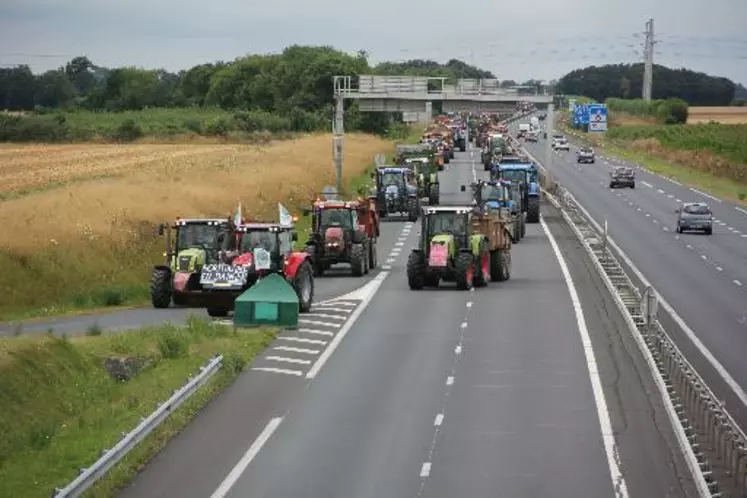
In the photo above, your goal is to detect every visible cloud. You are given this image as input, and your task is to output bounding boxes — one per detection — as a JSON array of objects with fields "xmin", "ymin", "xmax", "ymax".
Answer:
[{"xmin": 1, "ymin": 0, "xmax": 745, "ymax": 83}]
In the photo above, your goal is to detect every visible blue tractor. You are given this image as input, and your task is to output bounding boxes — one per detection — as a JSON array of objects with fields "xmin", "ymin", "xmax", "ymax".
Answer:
[
  {"xmin": 489, "ymin": 159, "xmax": 541, "ymax": 224},
  {"xmin": 464, "ymin": 179, "xmax": 525, "ymax": 242},
  {"xmin": 372, "ymin": 167, "xmax": 421, "ymax": 221}
]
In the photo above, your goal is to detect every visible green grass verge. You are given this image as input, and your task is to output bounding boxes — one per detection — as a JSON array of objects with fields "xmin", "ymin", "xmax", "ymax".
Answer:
[{"xmin": 0, "ymin": 317, "xmax": 276, "ymax": 498}]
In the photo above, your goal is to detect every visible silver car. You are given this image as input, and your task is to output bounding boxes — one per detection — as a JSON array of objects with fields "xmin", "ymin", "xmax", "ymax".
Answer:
[
  {"xmin": 576, "ymin": 146, "xmax": 595, "ymax": 163},
  {"xmin": 676, "ymin": 203, "xmax": 713, "ymax": 235}
]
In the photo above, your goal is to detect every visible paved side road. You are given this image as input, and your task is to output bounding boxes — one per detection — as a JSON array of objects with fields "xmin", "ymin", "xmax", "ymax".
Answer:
[
  {"xmin": 0, "ymin": 211, "xmax": 410, "ymax": 337},
  {"xmin": 519, "ymin": 129, "xmax": 747, "ymax": 427}
]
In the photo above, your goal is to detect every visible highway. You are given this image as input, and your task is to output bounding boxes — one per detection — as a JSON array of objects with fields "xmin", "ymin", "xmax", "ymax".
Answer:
[
  {"xmin": 518, "ymin": 123, "xmax": 747, "ymax": 427},
  {"xmin": 118, "ymin": 145, "xmax": 699, "ymax": 498}
]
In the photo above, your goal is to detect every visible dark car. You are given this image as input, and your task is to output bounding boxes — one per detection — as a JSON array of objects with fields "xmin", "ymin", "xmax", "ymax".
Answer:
[
  {"xmin": 609, "ymin": 166, "xmax": 635, "ymax": 188},
  {"xmin": 676, "ymin": 203, "xmax": 713, "ymax": 235}
]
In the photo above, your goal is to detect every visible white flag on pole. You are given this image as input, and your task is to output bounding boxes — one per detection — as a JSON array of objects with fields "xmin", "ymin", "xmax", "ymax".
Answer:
[
  {"xmin": 279, "ymin": 203, "xmax": 293, "ymax": 227},
  {"xmin": 233, "ymin": 202, "xmax": 242, "ymax": 225}
]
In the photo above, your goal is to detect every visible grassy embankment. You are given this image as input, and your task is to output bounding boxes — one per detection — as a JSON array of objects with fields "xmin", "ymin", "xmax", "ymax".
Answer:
[
  {"xmin": 0, "ymin": 318, "xmax": 276, "ymax": 498},
  {"xmin": 0, "ymin": 125, "xmax": 395, "ymax": 321},
  {"xmin": 0, "ymin": 108, "xmax": 326, "ymax": 144},
  {"xmin": 560, "ymin": 103, "xmax": 747, "ymax": 203}
]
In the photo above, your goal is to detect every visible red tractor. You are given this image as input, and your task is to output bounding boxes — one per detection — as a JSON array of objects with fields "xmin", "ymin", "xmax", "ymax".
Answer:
[
  {"xmin": 303, "ymin": 197, "xmax": 380, "ymax": 277},
  {"xmin": 151, "ymin": 218, "xmax": 314, "ymax": 317}
]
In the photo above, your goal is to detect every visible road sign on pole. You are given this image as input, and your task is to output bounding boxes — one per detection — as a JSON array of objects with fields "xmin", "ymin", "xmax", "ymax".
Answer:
[{"xmin": 587, "ymin": 103, "xmax": 608, "ymax": 132}]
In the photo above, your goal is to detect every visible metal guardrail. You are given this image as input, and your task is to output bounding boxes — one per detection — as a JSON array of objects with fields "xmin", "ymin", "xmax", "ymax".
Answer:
[
  {"xmin": 334, "ymin": 75, "xmax": 547, "ymax": 97},
  {"xmin": 516, "ymin": 139, "xmax": 747, "ymax": 497},
  {"xmin": 52, "ymin": 355, "xmax": 224, "ymax": 498}
]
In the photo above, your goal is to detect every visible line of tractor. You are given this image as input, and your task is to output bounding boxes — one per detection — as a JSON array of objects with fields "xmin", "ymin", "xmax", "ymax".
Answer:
[{"xmin": 147, "ymin": 106, "xmax": 541, "ymax": 316}]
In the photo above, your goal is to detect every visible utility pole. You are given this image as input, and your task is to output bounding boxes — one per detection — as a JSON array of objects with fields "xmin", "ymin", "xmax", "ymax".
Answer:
[
  {"xmin": 545, "ymin": 104, "xmax": 555, "ymax": 189},
  {"xmin": 642, "ymin": 18, "xmax": 655, "ymax": 101},
  {"xmin": 332, "ymin": 77, "xmax": 344, "ymax": 194}
]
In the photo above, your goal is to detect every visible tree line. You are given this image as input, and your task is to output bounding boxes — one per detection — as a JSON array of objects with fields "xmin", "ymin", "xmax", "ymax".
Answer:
[{"xmin": 555, "ymin": 63, "xmax": 737, "ymax": 106}]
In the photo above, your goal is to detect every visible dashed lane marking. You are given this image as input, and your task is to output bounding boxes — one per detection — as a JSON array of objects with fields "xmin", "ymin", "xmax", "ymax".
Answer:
[
  {"xmin": 277, "ymin": 336, "xmax": 328, "ymax": 346},
  {"xmin": 272, "ymin": 346, "xmax": 319, "ymax": 355},
  {"xmin": 251, "ymin": 367, "xmax": 303, "ymax": 376},
  {"xmin": 298, "ymin": 328, "xmax": 334, "ymax": 337},
  {"xmin": 264, "ymin": 356, "xmax": 312, "ymax": 365}
]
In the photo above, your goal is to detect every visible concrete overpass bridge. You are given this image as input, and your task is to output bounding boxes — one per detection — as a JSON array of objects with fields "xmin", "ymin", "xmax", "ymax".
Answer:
[{"xmin": 333, "ymin": 75, "xmax": 553, "ymax": 122}]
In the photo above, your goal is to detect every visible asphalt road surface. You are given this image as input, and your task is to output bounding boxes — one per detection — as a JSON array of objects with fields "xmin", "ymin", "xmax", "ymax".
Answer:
[
  {"xmin": 518, "ymin": 122, "xmax": 747, "ymax": 427},
  {"xmin": 119, "ymin": 145, "xmax": 699, "ymax": 498},
  {"xmin": 0, "ymin": 214, "xmax": 408, "ymax": 337}
]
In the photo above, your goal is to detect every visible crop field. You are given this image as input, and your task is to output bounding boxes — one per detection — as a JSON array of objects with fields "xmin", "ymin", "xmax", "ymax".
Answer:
[
  {"xmin": 0, "ymin": 133, "xmax": 392, "ymax": 318},
  {"xmin": 687, "ymin": 106, "xmax": 747, "ymax": 124}
]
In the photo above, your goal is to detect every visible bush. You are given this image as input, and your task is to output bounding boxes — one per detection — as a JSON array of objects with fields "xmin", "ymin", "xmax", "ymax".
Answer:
[
  {"xmin": 606, "ymin": 97, "xmax": 689, "ymax": 125},
  {"xmin": 110, "ymin": 118, "xmax": 143, "ymax": 142},
  {"xmin": 204, "ymin": 116, "xmax": 231, "ymax": 136}
]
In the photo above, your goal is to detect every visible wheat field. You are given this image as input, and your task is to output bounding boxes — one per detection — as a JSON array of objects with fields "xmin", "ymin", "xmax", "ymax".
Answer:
[
  {"xmin": 0, "ymin": 134, "xmax": 392, "ymax": 253},
  {"xmin": 687, "ymin": 106, "xmax": 747, "ymax": 124}
]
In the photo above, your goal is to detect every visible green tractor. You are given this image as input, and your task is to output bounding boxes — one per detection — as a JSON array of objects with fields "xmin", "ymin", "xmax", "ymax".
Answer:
[
  {"xmin": 482, "ymin": 133, "xmax": 508, "ymax": 170},
  {"xmin": 406, "ymin": 206, "xmax": 512, "ymax": 290},
  {"xmin": 403, "ymin": 157, "xmax": 440, "ymax": 205}
]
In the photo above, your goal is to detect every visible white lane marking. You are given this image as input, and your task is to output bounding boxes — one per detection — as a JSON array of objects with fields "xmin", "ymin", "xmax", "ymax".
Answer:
[
  {"xmin": 278, "ymin": 336, "xmax": 328, "ymax": 346},
  {"xmin": 306, "ymin": 271, "xmax": 389, "ymax": 379},
  {"xmin": 264, "ymin": 356, "xmax": 312, "ymax": 365},
  {"xmin": 298, "ymin": 319, "xmax": 341, "ymax": 328},
  {"xmin": 667, "ymin": 194, "xmax": 674, "ymax": 198},
  {"xmin": 382, "ymin": 265, "xmax": 392, "ymax": 270},
  {"xmin": 386, "ymin": 258, "xmax": 396, "ymax": 264},
  {"xmin": 455, "ymin": 344, "xmax": 462, "ymax": 355},
  {"xmin": 390, "ymin": 247, "xmax": 402, "ymax": 253},
  {"xmin": 251, "ymin": 367, "xmax": 303, "ymax": 376},
  {"xmin": 742, "ymin": 235, "xmax": 747, "ymax": 238},
  {"xmin": 565, "ymin": 193, "xmax": 747, "ymax": 408},
  {"xmin": 273, "ymin": 346, "xmax": 319, "ymax": 355},
  {"xmin": 657, "ymin": 189, "xmax": 665, "ymax": 194},
  {"xmin": 735, "ymin": 280, "xmax": 743, "ymax": 287},
  {"xmin": 686, "ymin": 244, "xmax": 693, "ymax": 250},
  {"xmin": 645, "ymin": 213, "xmax": 651, "ymax": 217},
  {"xmin": 540, "ymin": 216, "xmax": 630, "ymax": 498},
  {"xmin": 665, "ymin": 177, "xmax": 683, "ymax": 186},
  {"xmin": 434, "ymin": 414, "xmax": 444, "ymax": 426},
  {"xmin": 641, "ymin": 181, "xmax": 653, "ymax": 188},
  {"xmin": 676, "ymin": 198, "xmax": 682, "ymax": 203},
  {"xmin": 652, "ymin": 219, "xmax": 659, "ymax": 224},
  {"xmin": 420, "ymin": 462, "xmax": 432, "ymax": 477},
  {"xmin": 446, "ymin": 376, "xmax": 454, "ymax": 386},
  {"xmin": 700, "ymin": 255, "xmax": 707, "ymax": 260},
  {"xmin": 304, "ymin": 313, "xmax": 347, "ymax": 321},
  {"xmin": 299, "ymin": 328, "xmax": 334, "ymax": 337},
  {"xmin": 317, "ymin": 300, "xmax": 357, "ymax": 307},
  {"xmin": 736, "ymin": 207, "xmax": 747, "ymax": 216},
  {"xmin": 689, "ymin": 187, "xmax": 722, "ymax": 203},
  {"xmin": 310, "ymin": 307, "xmax": 351, "ymax": 313},
  {"xmin": 397, "ymin": 237, "xmax": 407, "ymax": 242},
  {"xmin": 395, "ymin": 242, "xmax": 405, "ymax": 247},
  {"xmin": 209, "ymin": 417, "xmax": 284, "ymax": 498},
  {"xmin": 460, "ymin": 322, "xmax": 468, "ymax": 329},
  {"xmin": 466, "ymin": 301, "xmax": 473, "ymax": 308},
  {"xmin": 716, "ymin": 266, "xmax": 723, "ymax": 272},
  {"xmin": 636, "ymin": 207, "xmax": 642, "ymax": 211},
  {"xmin": 663, "ymin": 227, "xmax": 670, "ymax": 231}
]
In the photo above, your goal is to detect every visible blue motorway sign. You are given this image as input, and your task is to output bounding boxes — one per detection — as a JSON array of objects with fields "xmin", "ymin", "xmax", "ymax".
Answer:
[
  {"xmin": 587, "ymin": 103, "xmax": 608, "ymax": 132},
  {"xmin": 572, "ymin": 103, "xmax": 589, "ymax": 126}
]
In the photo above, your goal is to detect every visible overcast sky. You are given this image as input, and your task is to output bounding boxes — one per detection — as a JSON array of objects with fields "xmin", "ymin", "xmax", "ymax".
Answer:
[{"xmin": 1, "ymin": 0, "xmax": 746, "ymax": 85}]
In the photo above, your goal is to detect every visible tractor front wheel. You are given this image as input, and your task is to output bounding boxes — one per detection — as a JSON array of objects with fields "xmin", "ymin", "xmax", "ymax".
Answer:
[
  {"xmin": 150, "ymin": 267, "xmax": 172, "ymax": 309},
  {"xmin": 350, "ymin": 243, "xmax": 366, "ymax": 277},
  {"xmin": 207, "ymin": 308, "xmax": 229, "ymax": 318},
  {"xmin": 455, "ymin": 252, "xmax": 474, "ymax": 290},
  {"xmin": 304, "ymin": 245, "xmax": 324, "ymax": 276},
  {"xmin": 292, "ymin": 260, "xmax": 314, "ymax": 313},
  {"xmin": 407, "ymin": 251, "xmax": 426, "ymax": 290}
]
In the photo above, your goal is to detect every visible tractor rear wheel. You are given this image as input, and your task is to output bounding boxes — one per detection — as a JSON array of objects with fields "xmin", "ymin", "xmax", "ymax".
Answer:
[
  {"xmin": 407, "ymin": 251, "xmax": 426, "ymax": 290},
  {"xmin": 304, "ymin": 245, "xmax": 324, "ymax": 276},
  {"xmin": 429, "ymin": 183, "xmax": 440, "ymax": 205},
  {"xmin": 350, "ymin": 243, "xmax": 366, "ymax": 277},
  {"xmin": 368, "ymin": 240, "xmax": 378, "ymax": 269},
  {"xmin": 527, "ymin": 197, "xmax": 540, "ymax": 223},
  {"xmin": 150, "ymin": 267, "xmax": 172, "ymax": 308},
  {"xmin": 455, "ymin": 252, "xmax": 474, "ymax": 290},
  {"xmin": 490, "ymin": 250, "xmax": 511, "ymax": 282},
  {"xmin": 363, "ymin": 241, "xmax": 370, "ymax": 274},
  {"xmin": 292, "ymin": 260, "xmax": 314, "ymax": 313}
]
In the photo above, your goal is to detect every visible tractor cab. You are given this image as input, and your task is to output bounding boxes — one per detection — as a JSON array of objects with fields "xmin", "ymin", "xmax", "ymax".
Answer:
[
  {"xmin": 419, "ymin": 206, "xmax": 474, "ymax": 255},
  {"xmin": 491, "ymin": 162, "xmax": 541, "ymax": 224},
  {"xmin": 227, "ymin": 223, "xmax": 299, "ymax": 281},
  {"xmin": 306, "ymin": 200, "xmax": 359, "ymax": 252},
  {"xmin": 162, "ymin": 218, "xmax": 234, "ymax": 274}
]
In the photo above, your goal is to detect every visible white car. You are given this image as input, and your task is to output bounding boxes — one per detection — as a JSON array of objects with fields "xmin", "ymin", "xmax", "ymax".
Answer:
[{"xmin": 552, "ymin": 138, "xmax": 570, "ymax": 151}]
